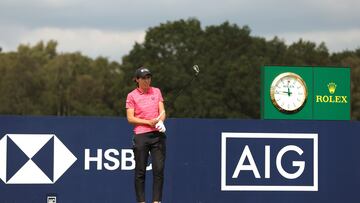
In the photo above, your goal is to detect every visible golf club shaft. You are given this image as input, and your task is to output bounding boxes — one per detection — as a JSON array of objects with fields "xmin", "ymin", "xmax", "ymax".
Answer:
[{"xmin": 164, "ymin": 65, "xmax": 200, "ymax": 115}]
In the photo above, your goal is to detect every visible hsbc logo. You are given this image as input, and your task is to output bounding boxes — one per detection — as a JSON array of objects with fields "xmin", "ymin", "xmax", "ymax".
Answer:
[
  {"xmin": 221, "ymin": 133, "xmax": 318, "ymax": 191},
  {"xmin": 0, "ymin": 134, "xmax": 77, "ymax": 184}
]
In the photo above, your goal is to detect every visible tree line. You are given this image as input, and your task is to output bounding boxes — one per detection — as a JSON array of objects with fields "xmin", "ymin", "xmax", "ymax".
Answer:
[{"xmin": 0, "ymin": 18, "xmax": 359, "ymax": 119}]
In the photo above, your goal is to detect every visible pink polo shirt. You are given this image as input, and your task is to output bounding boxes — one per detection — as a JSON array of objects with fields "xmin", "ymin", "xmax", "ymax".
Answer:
[{"xmin": 126, "ymin": 87, "xmax": 164, "ymax": 134}]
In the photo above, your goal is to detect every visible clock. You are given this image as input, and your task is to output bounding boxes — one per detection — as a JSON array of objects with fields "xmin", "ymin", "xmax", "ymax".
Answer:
[{"xmin": 270, "ymin": 72, "xmax": 308, "ymax": 113}]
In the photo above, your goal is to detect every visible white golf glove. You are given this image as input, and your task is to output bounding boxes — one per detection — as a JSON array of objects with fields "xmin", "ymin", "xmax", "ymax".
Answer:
[{"xmin": 155, "ymin": 120, "xmax": 166, "ymax": 133}]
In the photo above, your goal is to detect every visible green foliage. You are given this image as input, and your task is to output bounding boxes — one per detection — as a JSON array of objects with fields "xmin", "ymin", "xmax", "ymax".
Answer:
[
  {"xmin": 0, "ymin": 19, "xmax": 360, "ymax": 119},
  {"xmin": 0, "ymin": 41, "xmax": 123, "ymax": 116}
]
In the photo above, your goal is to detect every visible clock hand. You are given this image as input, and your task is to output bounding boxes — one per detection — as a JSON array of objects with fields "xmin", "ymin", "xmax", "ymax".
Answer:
[
  {"xmin": 281, "ymin": 89, "xmax": 292, "ymax": 96},
  {"xmin": 287, "ymin": 87, "xmax": 290, "ymax": 96},
  {"xmin": 287, "ymin": 87, "xmax": 293, "ymax": 96},
  {"xmin": 285, "ymin": 80, "xmax": 294, "ymax": 97}
]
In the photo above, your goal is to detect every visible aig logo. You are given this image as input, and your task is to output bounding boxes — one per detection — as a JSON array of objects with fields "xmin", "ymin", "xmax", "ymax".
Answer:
[
  {"xmin": 221, "ymin": 133, "xmax": 318, "ymax": 191},
  {"xmin": 0, "ymin": 134, "xmax": 77, "ymax": 184}
]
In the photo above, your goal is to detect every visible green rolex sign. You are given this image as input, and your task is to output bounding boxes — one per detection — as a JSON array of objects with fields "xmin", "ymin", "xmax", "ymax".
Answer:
[
  {"xmin": 261, "ymin": 66, "xmax": 350, "ymax": 120},
  {"xmin": 313, "ymin": 68, "xmax": 350, "ymax": 120}
]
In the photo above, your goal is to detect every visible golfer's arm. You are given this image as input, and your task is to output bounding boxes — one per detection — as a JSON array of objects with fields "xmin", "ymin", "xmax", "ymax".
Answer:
[
  {"xmin": 158, "ymin": 102, "xmax": 166, "ymax": 122},
  {"xmin": 126, "ymin": 108, "xmax": 151, "ymax": 126}
]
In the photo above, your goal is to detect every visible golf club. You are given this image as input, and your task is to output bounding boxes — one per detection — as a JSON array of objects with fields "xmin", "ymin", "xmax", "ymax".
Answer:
[
  {"xmin": 171, "ymin": 65, "xmax": 200, "ymax": 102},
  {"xmin": 156, "ymin": 65, "xmax": 200, "ymax": 119}
]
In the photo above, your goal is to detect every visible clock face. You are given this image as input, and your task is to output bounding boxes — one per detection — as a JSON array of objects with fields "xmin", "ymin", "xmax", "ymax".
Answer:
[{"xmin": 270, "ymin": 72, "xmax": 308, "ymax": 113}]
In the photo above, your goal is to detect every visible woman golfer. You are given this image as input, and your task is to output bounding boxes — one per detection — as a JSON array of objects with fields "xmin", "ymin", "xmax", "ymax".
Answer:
[{"xmin": 126, "ymin": 67, "xmax": 166, "ymax": 203}]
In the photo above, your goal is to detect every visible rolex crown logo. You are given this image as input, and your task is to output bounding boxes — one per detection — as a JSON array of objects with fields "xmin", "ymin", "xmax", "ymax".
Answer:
[{"xmin": 327, "ymin": 82, "xmax": 337, "ymax": 94}]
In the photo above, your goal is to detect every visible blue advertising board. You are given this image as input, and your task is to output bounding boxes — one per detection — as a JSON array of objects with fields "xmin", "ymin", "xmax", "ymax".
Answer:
[{"xmin": 0, "ymin": 116, "xmax": 359, "ymax": 202}]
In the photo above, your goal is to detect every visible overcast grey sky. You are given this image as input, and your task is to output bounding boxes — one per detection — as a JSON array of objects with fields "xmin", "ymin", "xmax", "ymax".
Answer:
[{"xmin": 1, "ymin": 0, "xmax": 359, "ymax": 62}]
